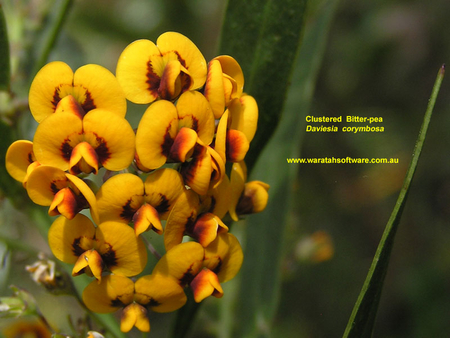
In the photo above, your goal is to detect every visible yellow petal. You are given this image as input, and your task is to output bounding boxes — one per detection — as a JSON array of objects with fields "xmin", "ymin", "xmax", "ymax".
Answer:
[
  {"xmin": 190, "ymin": 268, "xmax": 223, "ymax": 302},
  {"xmin": 164, "ymin": 189, "xmax": 200, "ymax": 251},
  {"xmin": 204, "ymin": 59, "xmax": 226, "ymax": 119},
  {"xmin": 69, "ymin": 141, "xmax": 99, "ymax": 175},
  {"xmin": 134, "ymin": 274, "xmax": 187, "ymax": 313},
  {"xmin": 73, "ymin": 64, "xmax": 127, "ymax": 117},
  {"xmin": 213, "ymin": 55, "xmax": 244, "ymax": 103},
  {"xmin": 144, "ymin": 168, "xmax": 185, "ymax": 220},
  {"xmin": 190, "ymin": 213, "xmax": 228, "ymax": 248},
  {"xmin": 121, "ymin": 303, "xmax": 150, "ymax": 333},
  {"xmin": 96, "ymin": 221, "xmax": 148, "ymax": 277},
  {"xmin": 29, "ymin": 61, "xmax": 75, "ymax": 122},
  {"xmin": 208, "ymin": 174, "xmax": 231, "ymax": 219},
  {"xmin": 54, "ymin": 94, "xmax": 86, "ymax": 119},
  {"xmin": 236, "ymin": 180, "xmax": 270, "ymax": 216},
  {"xmin": 66, "ymin": 174, "xmax": 99, "ymax": 224},
  {"xmin": 33, "ymin": 110, "xmax": 83, "ymax": 171},
  {"xmin": 168, "ymin": 127, "xmax": 197, "ymax": 163},
  {"xmin": 48, "ymin": 214, "xmax": 96, "ymax": 265},
  {"xmin": 5, "ymin": 140, "xmax": 36, "ymax": 183},
  {"xmin": 157, "ymin": 32, "xmax": 207, "ymax": 90},
  {"xmin": 226, "ymin": 129, "xmax": 249, "ymax": 163},
  {"xmin": 204, "ymin": 233, "xmax": 243, "ymax": 283},
  {"xmin": 214, "ymin": 109, "xmax": 228, "ymax": 163},
  {"xmin": 72, "ymin": 249, "xmax": 104, "ymax": 281},
  {"xmin": 82, "ymin": 275, "xmax": 135, "ymax": 313},
  {"xmin": 135, "ymin": 100, "xmax": 178, "ymax": 169},
  {"xmin": 133, "ymin": 204, "xmax": 163, "ymax": 236},
  {"xmin": 158, "ymin": 59, "xmax": 186, "ymax": 100},
  {"xmin": 208, "ymin": 146, "xmax": 226, "ymax": 190},
  {"xmin": 176, "ymin": 91, "xmax": 215, "ymax": 145},
  {"xmin": 48, "ymin": 187, "xmax": 79, "ymax": 219},
  {"xmin": 96, "ymin": 173, "xmax": 145, "ymax": 224},
  {"xmin": 26, "ymin": 166, "xmax": 70, "ymax": 206},
  {"xmin": 116, "ymin": 39, "xmax": 161, "ymax": 104},
  {"xmin": 153, "ymin": 241, "xmax": 204, "ymax": 285},
  {"xmin": 180, "ymin": 143, "xmax": 212, "ymax": 196},
  {"xmin": 228, "ymin": 94, "xmax": 258, "ymax": 142},
  {"xmin": 229, "ymin": 162, "xmax": 246, "ymax": 221},
  {"xmin": 83, "ymin": 109, "xmax": 135, "ymax": 171}
]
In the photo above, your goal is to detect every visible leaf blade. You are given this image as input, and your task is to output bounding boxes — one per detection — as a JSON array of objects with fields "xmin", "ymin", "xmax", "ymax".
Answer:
[
  {"xmin": 343, "ymin": 64, "xmax": 445, "ymax": 338},
  {"xmin": 0, "ymin": 4, "xmax": 11, "ymax": 91}
]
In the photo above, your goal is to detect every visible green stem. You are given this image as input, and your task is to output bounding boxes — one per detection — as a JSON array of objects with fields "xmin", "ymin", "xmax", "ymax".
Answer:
[
  {"xmin": 343, "ymin": 64, "xmax": 445, "ymax": 337},
  {"xmin": 30, "ymin": 0, "xmax": 74, "ymax": 81}
]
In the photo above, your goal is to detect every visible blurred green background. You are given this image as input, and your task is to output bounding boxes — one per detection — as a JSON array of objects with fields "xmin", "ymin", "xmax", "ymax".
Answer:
[{"xmin": 1, "ymin": 0, "xmax": 450, "ymax": 337}]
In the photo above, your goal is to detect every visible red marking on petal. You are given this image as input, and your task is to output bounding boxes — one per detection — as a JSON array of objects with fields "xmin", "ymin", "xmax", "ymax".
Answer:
[
  {"xmin": 81, "ymin": 88, "xmax": 96, "ymax": 113},
  {"xmin": 61, "ymin": 140, "xmax": 74, "ymax": 162},
  {"xmin": 146, "ymin": 61, "xmax": 161, "ymax": 97}
]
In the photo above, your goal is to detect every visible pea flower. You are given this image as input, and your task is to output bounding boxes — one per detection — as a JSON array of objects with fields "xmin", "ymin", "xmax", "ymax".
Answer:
[
  {"xmin": 5, "ymin": 140, "xmax": 40, "ymax": 187},
  {"xmin": 116, "ymin": 32, "xmax": 207, "ymax": 104},
  {"xmin": 229, "ymin": 161, "xmax": 270, "ymax": 221},
  {"xmin": 82, "ymin": 273, "xmax": 187, "ymax": 332},
  {"xmin": 96, "ymin": 169, "xmax": 186, "ymax": 236},
  {"xmin": 203, "ymin": 55, "xmax": 245, "ymax": 118},
  {"xmin": 48, "ymin": 214, "xmax": 147, "ymax": 281},
  {"xmin": 33, "ymin": 95, "xmax": 135, "ymax": 175},
  {"xmin": 29, "ymin": 61, "xmax": 126, "ymax": 122},
  {"xmin": 25, "ymin": 165, "xmax": 99, "ymax": 222}
]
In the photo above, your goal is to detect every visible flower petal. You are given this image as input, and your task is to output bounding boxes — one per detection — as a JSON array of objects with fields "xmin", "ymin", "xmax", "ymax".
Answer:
[
  {"xmin": 164, "ymin": 189, "xmax": 200, "ymax": 251},
  {"xmin": 190, "ymin": 268, "xmax": 223, "ymax": 302},
  {"xmin": 190, "ymin": 213, "xmax": 228, "ymax": 248},
  {"xmin": 226, "ymin": 129, "xmax": 249, "ymax": 163},
  {"xmin": 236, "ymin": 180, "xmax": 270, "ymax": 216},
  {"xmin": 133, "ymin": 204, "xmax": 163, "ymax": 236},
  {"xmin": 69, "ymin": 141, "xmax": 99, "ymax": 175},
  {"xmin": 180, "ymin": 143, "xmax": 212, "ymax": 195},
  {"xmin": 229, "ymin": 162, "xmax": 246, "ymax": 221},
  {"xmin": 204, "ymin": 232, "xmax": 243, "ymax": 283},
  {"xmin": 96, "ymin": 221, "xmax": 147, "ymax": 277},
  {"xmin": 48, "ymin": 214, "xmax": 96, "ymax": 265},
  {"xmin": 204, "ymin": 59, "xmax": 226, "ymax": 119},
  {"xmin": 134, "ymin": 274, "xmax": 187, "ymax": 313},
  {"xmin": 116, "ymin": 39, "xmax": 161, "ymax": 104},
  {"xmin": 169, "ymin": 127, "xmax": 198, "ymax": 163},
  {"xmin": 73, "ymin": 64, "xmax": 127, "ymax": 117},
  {"xmin": 72, "ymin": 249, "xmax": 104, "ymax": 281},
  {"xmin": 96, "ymin": 173, "xmax": 145, "ymax": 224},
  {"xmin": 153, "ymin": 241, "xmax": 204, "ymax": 286},
  {"xmin": 33, "ymin": 110, "xmax": 83, "ymax": 171},
  {"xmin": 82, "ymin": 275, "xmax": 135, "ymax": 313},
  {"xmin": 135, "ymin": 100, "xmax": 178, "ymax": 169},
  {"xmin": 213, "ymin": 55, "xmax": 244, "ymax": 104},
  {"xmin": 121, "ymin": 303, "xmax": 150, "ymax": 333},
  {"xmin": 176, "ymin": 91, "xmax": 215, "ymax": 145},
  {"xmin": 83, "ymin": 109, "xmax": 135, "ymax": 171},
  {"xmin": 5, "ymin": 140, "xmax": 36, "ymax": 183},
  {"xmin": 144, "ymin": 168, "xmax": 185, "ymax": 219},
  {"xmin": 229, "ymin": 94, "xmax": 258, "ymax": 142},
  {"xmin": 29, "ymin": 61, "xmax": 75, "ymax": 122},
  {"xmin": 157, "ymin": 32, "xmax": 207, "ymax": 91},
  {"xmin": 26, "ymin": 166, "xmax": 71, "ymax": 206},
  {"xmin": 48, "ymin": 187, "xmax": 79, "ymax": 219}
]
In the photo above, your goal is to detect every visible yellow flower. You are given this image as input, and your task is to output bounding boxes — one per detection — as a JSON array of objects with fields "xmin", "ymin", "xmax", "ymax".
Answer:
[
  {"xmin": 203, "ymin": 55, "xmax": 245, "ymax": 119},
  {"xmin": 25, "ymin": 165, "xmax": 99, "ymax": 222},
  {"xmin": 2, "ymin": 319, "xmax": 52, "ymax": 338},
  {"xmin": 96, "ymin": 169, "xmax": 186, "ymax": 236},
  {"xmin": 5, "ymin": 140, "xmax": 40, "ymax": 187},
  {"xmin": 48, "ymin": 214, "xmax": 147, "ymax": 281},
  {"xmin": 228, "ymin": 161, "xmax": 270, "ymax": 221},
  {"xmin": 116, "ymin": 32, "xmax": 207, "ymax": 103},
  {"xmin": 33, "ymin": 95, "xmax": 135, "ymax": 175},
  {"xmin": 164, "ymin": 189, "xmax": 229, "ymax": 250},
  {"xmin": 29, "ymin": 61, "xmax": 126, "ymax": 122},
  {"xmin": 82, "ymin": 274, "xmax": 187, "ymax": 332}
]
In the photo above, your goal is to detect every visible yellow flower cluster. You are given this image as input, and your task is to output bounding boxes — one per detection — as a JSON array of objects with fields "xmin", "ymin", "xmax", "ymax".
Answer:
[{"xmin": 5, "ymin": 32, "xmax": 269, "ymax": 332}]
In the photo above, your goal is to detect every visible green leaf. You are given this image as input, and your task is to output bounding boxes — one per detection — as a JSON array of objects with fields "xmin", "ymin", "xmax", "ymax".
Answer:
[
  {"xmin": 218, "ymin": 0, "xmax": 308, "ymax": 173},
  {"xmin": 0, "ymin": 4, "xmax": 11, "ymax": 91},
  {"xmin": 343, "ymin": 65, "xmax": 445, "ymax": 338},
  {"xmin": 232, "ymin": 1, "xmax": 340, "ymax": 337}
]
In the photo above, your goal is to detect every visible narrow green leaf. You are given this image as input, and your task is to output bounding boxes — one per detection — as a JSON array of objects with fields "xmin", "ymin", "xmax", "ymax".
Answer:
[
  {"xmin": 343, "ymin": 64, "xmax": 445, "ymax": 338},
  {"xmin": 0, "ymin": 4, "xmax": 11, "ymax": 91},
  {"xmin": 218, "ymin": 0, "xmax": 308, "ymax": 173},
  {"xmin": 233, "ymin": 1, "xmax": 340, "ymax": 337}
]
